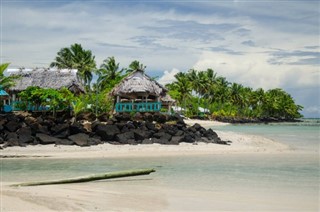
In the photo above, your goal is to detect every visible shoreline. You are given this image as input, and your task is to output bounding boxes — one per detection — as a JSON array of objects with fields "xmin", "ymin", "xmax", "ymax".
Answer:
[{"xmin": 1, "ymin": 130, "xmax": 293, "ymax": 159}]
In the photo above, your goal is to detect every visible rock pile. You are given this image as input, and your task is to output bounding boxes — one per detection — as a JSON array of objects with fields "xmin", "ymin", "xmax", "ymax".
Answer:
[{"xmin": 0, "ymin": 112, "xmax": 230, "ymax": 148}]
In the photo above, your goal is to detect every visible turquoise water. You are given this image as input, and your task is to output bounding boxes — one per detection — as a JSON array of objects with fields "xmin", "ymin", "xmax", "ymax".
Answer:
[
  {"xmin": 212, "ymin": 119, "xmax": 320, "ymax": 151},
  {"xmin": 1, "ymin": 119, "xmax": 319, "ymax": 210}
]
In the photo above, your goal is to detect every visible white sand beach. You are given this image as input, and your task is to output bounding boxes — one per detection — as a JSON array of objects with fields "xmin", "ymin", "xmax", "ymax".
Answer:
[
  {"xmin": 1, "ymin": 130, "xmax": 291, "ymax": 159},
  {"xmin": 184, "ymin": 119, "xmax": 230, "ymax": 127}
]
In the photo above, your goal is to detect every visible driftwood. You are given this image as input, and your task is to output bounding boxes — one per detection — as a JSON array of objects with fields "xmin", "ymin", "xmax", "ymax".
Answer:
[{"xmin": 11, "ymin": 168, "xmax": 156, "ymax": 187}]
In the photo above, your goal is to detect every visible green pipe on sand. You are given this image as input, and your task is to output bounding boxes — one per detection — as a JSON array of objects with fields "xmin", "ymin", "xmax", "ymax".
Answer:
[{"xmin": 11, "ymin": 168, "xmax": 156, "ymax": 187}]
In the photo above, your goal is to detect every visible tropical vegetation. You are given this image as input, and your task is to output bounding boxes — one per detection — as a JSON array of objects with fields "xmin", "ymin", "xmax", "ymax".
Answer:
[
  {"xmin": 50, "ymin": 43, "xmax": 96, "ymax": 90},
  {"xmin": 0, "ymin": 63, "xmax": 20, "ymax": 89},
  {"xmin": 166, "ymin": 68, "xmax": 303, "ymax": 120},
  {"xmin": 1, "ymin": 42, "xmax": 303, "ymax": 121}
]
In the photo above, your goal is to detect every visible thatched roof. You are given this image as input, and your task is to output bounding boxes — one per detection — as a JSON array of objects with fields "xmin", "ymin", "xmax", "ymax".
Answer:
[
  {"xmin": 161, "ymin": 93, "xmax": 175, "ymax": 103},
  {"xmin": 111, "ymin": 70, "xmax": 167, "ymax": 98},
  {"xmin": 7, "ymin": 68, "xmax": 85, "ymax": 93}
]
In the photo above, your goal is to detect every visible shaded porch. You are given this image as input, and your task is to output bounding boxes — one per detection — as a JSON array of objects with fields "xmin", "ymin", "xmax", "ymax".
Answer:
[{"xmin": 115, "ymin": 102, "xmax": 161, "ymax": 113}]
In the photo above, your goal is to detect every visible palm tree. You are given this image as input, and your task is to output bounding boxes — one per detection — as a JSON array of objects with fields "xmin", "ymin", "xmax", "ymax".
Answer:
[
  {"xmin": 96, "ymin": 56, "xmax": 123, "ymax": 91},
  {"xmin": 186, "ymin": 69, "xmax": 211, "ymax": 116},
  {"xmin": 50, "ymin": 43, "xmax": 96, "ymax": 89},
  {"xmin": 126, "ymin": 60, "xmax": 146, "ymax": 73},
  {"xmin": 0, "ymin": 63, "xmax": 19, "ymax": 89},
  {"xmin": 173, "ymin": 72, "xmax": 192, "ymax": 113},
  {"xmin": 229, "ymin": 83, "xmax": 245, "ymax": 108}
]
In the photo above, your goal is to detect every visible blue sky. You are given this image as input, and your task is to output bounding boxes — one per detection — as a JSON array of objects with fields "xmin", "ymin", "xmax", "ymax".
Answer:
[{"xmin": 1, "ymin": 0, "xmax": 319, "ymax": 117}]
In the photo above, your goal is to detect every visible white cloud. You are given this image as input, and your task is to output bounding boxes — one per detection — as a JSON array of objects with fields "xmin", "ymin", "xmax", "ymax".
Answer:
[
  {"xmin": 157, "ymin": 68, "xmax": 180, "ymax": 86},
  {"xmin": 193, "ymin": 50, "xmax": 319, "ymax": 91},
  {"xmin": 2, "ymin": 1, "xmax": 319, "ymax": 116}
]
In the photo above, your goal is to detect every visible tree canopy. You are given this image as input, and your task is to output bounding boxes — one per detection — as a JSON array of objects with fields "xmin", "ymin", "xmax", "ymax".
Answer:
[
  {"xmin": 166, "ymin": 68, "xmax": 303, "ymax": 120},
  {"xmin": 0, "ymin": 63, "xmax": 20, "ymax": 89},
  {"xmin": 50, "ymin": 43, "xmax": 96, "ymax": 89}
]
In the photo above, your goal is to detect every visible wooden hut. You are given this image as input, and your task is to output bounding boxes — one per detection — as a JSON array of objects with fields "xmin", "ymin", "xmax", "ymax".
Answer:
[
  {"xmin": 111, "ymin": 69, "xmax": 175, "ymax": 113},
  {"xmin": 5, "ymin": 68, "xmax": 84, "ymax": 111}
]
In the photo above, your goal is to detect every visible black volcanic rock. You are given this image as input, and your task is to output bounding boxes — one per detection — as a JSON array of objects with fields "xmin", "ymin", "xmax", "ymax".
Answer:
[
  {"xmin": 4, "ymin": 120, "xmax": 21, "ymax": 132},
  {"xmin": 115, "ymin": 131, "xmax": 134, "ymax": 144},
  {"xmin": 36, "ymin": 133, "xmax": 62, "ymax": 145},
  {"xmin": 94, "ymin": 124, "xmax": 120, "ymax": 141},
  {"xmin": 17, "ymin": 127, "xmax": 34, "ymax": 143},
  {"xmin": 68, "ymin": 133, "xmax": 90, "ymax": 146}
]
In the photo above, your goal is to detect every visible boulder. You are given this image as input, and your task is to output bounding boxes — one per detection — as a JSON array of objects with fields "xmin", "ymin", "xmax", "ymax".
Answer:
[
  {"xmin": 127, "ymin": 139, "xmax": 139, "ymax": 145},
  {"xmin": 91, "ymin": 121, "xmax": 101, "ymax": 132},
  {"xmin": 153, "ymin": 113, "xmax": 167, "ymax": 124},
  {"xmin": 167, "ymin": 136, "xmax": 182, "ymax": 145},
  {"xmin": 68, "ymin": 133, "xmax": 89, "ymax": 146},
  {"xmin": 175, "ymin": 130, "xmax": 184, "ymax": 136},
  {"xmin": 181, "ymin": 134, "xmax": 195, "ymax": 143},
  {"xmin": 187, "ymin": 126, "xmax": 197, "ymax": 133},
  {"xmin": 5, "ymin": 132, "xmax": 18, "ymax": 140},
  {"xmin": 204, "ymin": 128, "xmax": 219, "ymax": 140},
  {"xmin": 3, "ymin": 139, "xmax": 20, "ymax": 147},
  {"xmin": 87, "ymin": 137, "xmax": 103, "ymax": 146},
  {"xmin": 69, "ymin": 123, "xmax": 85, "ymax": 135},
  {"xmin": 115, "ymin": 131, "xmax": 135, "ymax": 144},
  {"xmin": 115, "ymin": 122, "xmax": 126, "ymax": 131},
  {"xmin": 36, "ymin": 133, "xmax": 62, "ymax": 145},
  {"xmin": 143, "ymin": 113, "xmax": 154, "ymax": 122},
  {"xmin": 17, "ymin": 127, "xmax": 34, "ymax": 143},
  {"xmin": 162, "ymin": 124, "xmax": 179, "ymax": 136},
  {"xmin": 114, "ymin": 113, "xmax": 131, "ymax": 122},
  {"xmin": 153, "ymin": 132, "xmax": 172, "ymax": 142},
  {"xmin": 24, "ymin": 116, "xmax": 38, "ymax": 126},
  {"xmin": 95, "ymin": 124, "xmax": 120, "ymax": 141},
  {"xmin": 141, "ymin": 138, "xmax": 153, "ymax": 144},
  {"xmin": 133, "ymin": 129, "xmax": 152, "ymax": 141},
  {"xmin": 4, "ymin": 120, "xmax": 21, "ymax": 132},
  {"xmin": 145, "ymin": 121, "xmax": 156, "ymax": 131},
  {"xmin": 37, "ymin": 125, "xmax": 50, "ymax": 135},
  {"xmin": 56, "ymin": 139, "xmax": 75, "ymax": 145},
  {"xmin": 192, "ymin": 123, "xmax": 205, "ymax": 132},
  {"xmin": 51, "ymin": 123, "xmax": 70, "ymax": 138},
  {"xmin": 152, "ymin": 138, "xmax": 171, "ymax": 145}
]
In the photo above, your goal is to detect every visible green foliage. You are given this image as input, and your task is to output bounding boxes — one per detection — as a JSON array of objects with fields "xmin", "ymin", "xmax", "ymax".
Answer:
[
  {"xmin": 78, "ymin": 89, "xmax": 114, "ymax": 116},
  {"xmin": 126, "ymin": 60, "xmax": 146, "ymax": 73},
  {"xmin": 18, "ymin": 86, "xmax": 75, "ymax": 116},
  {"xmin": 0, "ymin": 63, "xmax": 20, "ymax": 89},
  {"xmin": 50, "ymin": 43, "xmax": 96, "ymax": 89},
  {"xmin": 95, "ymin": 56, "xmax": 124, "ymax": 92},
  {"xmin": 166, "ymin": 68, "xmax": 303, "ymax": 120}
]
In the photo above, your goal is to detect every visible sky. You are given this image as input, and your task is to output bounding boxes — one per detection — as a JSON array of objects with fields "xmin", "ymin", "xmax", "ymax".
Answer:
[{"xmin": 1, "ymin": 0, "xmax": 319, "ymax": 117}]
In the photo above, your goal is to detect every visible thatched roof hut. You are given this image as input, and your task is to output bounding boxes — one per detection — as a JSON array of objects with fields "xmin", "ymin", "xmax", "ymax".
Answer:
[
  {"xmin": 7, "ymin": 68, "xmax": 84, "ymax": 94},
  {"xmin": 111, "ymin": 70, "xmax": 175, "ymax": 113},
  {"xmin": 111, "ymin": 69, "xmax": 167, "ymax": 99}
]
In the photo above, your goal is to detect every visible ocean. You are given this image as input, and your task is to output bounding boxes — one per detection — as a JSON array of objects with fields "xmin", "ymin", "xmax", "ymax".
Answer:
[{"xmin": 1, "ymin": 119, "xmax": 319, "ymax": 210}]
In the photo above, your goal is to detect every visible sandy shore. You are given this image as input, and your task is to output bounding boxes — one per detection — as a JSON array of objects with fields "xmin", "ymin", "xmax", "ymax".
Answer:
[
  {"xmin": 184, "ymin": 118, "xmax": 229, "ymax": 127},
  {"xmin": 1, "ymin": 130, "xmax": 291, "ymax": 159}
]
